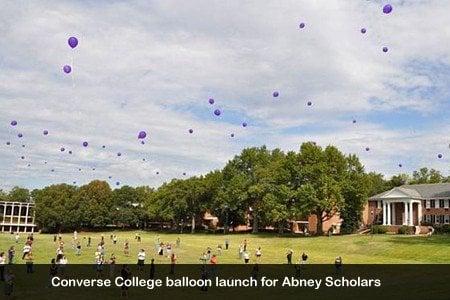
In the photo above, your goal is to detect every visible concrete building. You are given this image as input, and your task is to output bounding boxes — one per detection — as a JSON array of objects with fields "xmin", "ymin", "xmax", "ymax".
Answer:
[
  {"xmin": 0, "ymin": 201, "xmax": 36, "ymax": 233},
  {"xmin": 363, "ymin": 183, "xmax": 450, "ymax": 228}
]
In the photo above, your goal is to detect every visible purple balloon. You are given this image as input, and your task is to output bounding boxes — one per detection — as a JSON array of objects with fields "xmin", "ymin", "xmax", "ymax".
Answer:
[
  {"xmin": 398, "ymin": 163, "xmax": 402, "ymax": 168},
  {"xmin": 92, "ymin": 168, "xmax": 95, "ymax": 171},
  {"xmin": 108, "ymin": 176, "xmax": 112, "ymax": 179},
  {"xmin": 102, "ymin": 145, "xmax": 106, "ymax": 149},
  {"xmin": 68, "ymin": 150, "xmax": 72, "ymax": 154},
  {"xmin": 142, "ymin": 158, "xmax": 146, "ymax": 161},
  {"xmin": 438, "ymin": 154, "xmax": 443, "ymax": 159},
  {"xmin": 352, "ymin": 119, "xmax": 357, "ymax": 124},
  {"xmin": 299, "ymin": 22, "xmax": 305, "ymax": 29},
  {"xmin": 242, "ymin": 122, "xmax": 247, "ymax": 127},
  {"xmin": 43, "ymin": 130, "xmax": 49, "ymax": 135},
  {"xmin": 307, "ymin": 101, "xmax": 312, "ymax": 106},
  {"xmin": 68, "ymin": 36, "xmax": 78, "ymax": 48},
  {"xmin": 231, "ymin": 133, "xmax": 235, "ymax": 138},
  {"xmin": 60, "ymin": 147, "xmax": 65, "ymax": 152},
  {"xmin": 183, "ymin": 172, "xmax": 186, "ymax": 176},
  {"xmin": 117, "ymin": 152, "xmax": 122, "ymax": 157},
  {"xmin": 361, "ymin": 28, "xmax": 366, "ymax": 34},
  {"xmin": 27, "ymin": 164, "xmax": 31, "ymax": 167},
  {"xmin": 365, "ymin": 147, "xmax": 370, "ymax": 152},
  {"xmin": 209, "ymin": 98, "xmax": 215, "ymax": 105},
  {"xmin": 138, "ymin": 131, "xmax": 147, "ymax": 139},
  {"xmin": 44, "ymin": 161, "xmax": 47, "ymax": 164},
  {"xmin": 156, "ymin": 171, "xmax": 160, "ymax": 175},
  {"xmin": 116, "ymin": 181, "xmax": 120, "ymax": 186},
  {"xmin": 22, "ymin": 144, "xmax": 25, "ymax": 148},
  {"xmin": 273, "ymin": 91, "xmax": 279, "ymax": 97},
  {"xmin": 6, "ymin": 141, "xmax": 10, "ymax": 145},
  {"xmin": 73, "ymin": 181, "xmax": 76, "ymax": 185},
  {"xmin": 140, "ymin": 141, "xmax": 145, "ymax": 145},
  {"xmin": 21, "ymin": 156, "xmax": 25, "ymax": 160},
  {"xmin": 10, "ymin": 120, "xmax": 17, "ymax": 126},
  {"xmin": 78, "ymin": 168, "xmax": 82, "ymax": 171},
  {"xmin": 18, "ymin": 133, "xmax": 23, "ymax": 138},
  {"xmin": 51, "ymin": 169, "xmax": 55, "ymax": 172},
  {"xmin": 214, "ymin": 109, "xmax": 221, "ymax": 116},
  {"xmin": 382, "ymin": 47, "xmax": 389, "ymax": 53},
  {"xmin": 83, "ymin": 141, "xmax": 88, "ymax": 147},
  {"xmin": 63, "ymin": 65, "xmax": 72, "ymax": 74},
  {"xmin": 189, "ymin": 129, "xmax": 194, "ymax": 134},
  {"xmin": 383, "ymin": 4, "xmax": 393, "ymax": 14}
]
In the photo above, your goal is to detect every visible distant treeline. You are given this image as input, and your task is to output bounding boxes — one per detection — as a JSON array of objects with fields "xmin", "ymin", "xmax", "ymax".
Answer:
[{"xmin": 1, "ymin": 142, "xmax": 448, "ymax": 234}]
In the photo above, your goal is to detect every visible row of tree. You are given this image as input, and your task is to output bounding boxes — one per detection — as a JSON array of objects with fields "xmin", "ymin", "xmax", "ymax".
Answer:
[{"xmin": 3, "ymin": 142, "xmax": 449, "ymax": 234}]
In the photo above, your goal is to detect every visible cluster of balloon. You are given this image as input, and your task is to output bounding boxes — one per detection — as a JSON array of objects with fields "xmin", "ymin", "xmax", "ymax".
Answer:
[
  {"xmin": 273, "ymin": 91, "xmax": 279, "ymax": 98},
  {"xmin": 62, "ymin": 36, "xmax": 78, "ymax": 75}
]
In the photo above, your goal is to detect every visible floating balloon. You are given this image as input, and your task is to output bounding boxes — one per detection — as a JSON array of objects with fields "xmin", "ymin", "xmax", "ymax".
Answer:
[
  {"xmin": 6, "ymin": 141, "xmax": 10, "ymax": 145},
  {"xmin": 63, "ymin": 65, "xmax": 72, "ymax": 74},
  {"xmin": 18, "ymin": 133, "xmax": 23, "ymax": 138},
  {"xmin": 10, "ymin": 120, "xmax": 17, "ymax": 126},
  {"xmin": 352, "ymin": 119, "xmax": 357, "ymax": 124},
  {"xmin": 307, "ymin": 101, "xmax": 312, "ymax": 106},
  {"xmin": 382, "ymin": 47, "xmax": 389, "ymax": 53},
  {"xmin": 21, "ymin": 156, "xmax": 25, "ymax": 160},
  {"xmin": 43, "ymin": 130, "xmax": 49, "ymax": 135},
  {"xmin": 108, "ymin": 176, "xmax": 112, "ymax": 179},
  {"xmin": 92, "ymin": 168, "xmax": 95, "ymax": 171},
  {"xmin": 156, "ymin": 171, "xmax": 160, "ymax": 175},
  {"xmin": 73, "ymin": 181, "xmax": 76, "ymax": 185},
  {"xmin": 51, "ymin": 169, "xmax": 55, "ymax": 172},
  {"xmin": 68, "ymin": 36, "xmax": 78, "ymax": 48},
  {"xmin": 209, "ymin": 98, "xmax": 215, "ymax": 105},
  {"xmin": 138, "ymin": 131, "xmax": 147, "ymax": 139},
  {"xmin": 299, "ymin": 22, "xmax": 305, "ymax": 29},
  {"xmin": 273, "ymin": 91, "xmax": 279, "ymax": 97},
  {"xmin": 22, "ymin": 144, "xmax": 25, "ymax": 148},
  {"xmin": 68, "ymin": 150, "xmax": 72, "ymax": 154},
  {"xmin": 361, "ymin": 28, "xmax": 366, "ymax": 34},
  {"xmin": 242, "ymin": 122, "xmax": 247, "ymax": 127},
  {"xmin": 438, "ymin": 154, "xmax": 443, "ymax": 159},
  {"xmin": 82, "ymin": 141, "xmax": 88, "ymax": 147},
  {"xmin": 183, "ymin": 172, "xmax": 186, "ymax": 176},
  {"xmin": 383, "ymin": 4, "xmax": 393, "ymax": 14},
  {"xmin": 231, "ymin": 133, "xmax": 235, "ymax": 138},
  {"xmin": 117, "ymin": 152, "xmax": 122, "ymax": 157},
  {"xmin": 141, "ymin": 141, "xmax": 145, "ymax": 145},
  {"xmin": 116, "ymin": 181, "xmax": 120, "ymax": 186},
  {"xmin": 214, "ymin": 109, "xmax": 221, "ymax": 116},
  {"xmin": 365, "ymin": 147, "xmax": 370, "ymax": 151},
  {"xmin": 398, "ymin": 163, "xmax": 402, "ymax": 168},
  {"xmin": 189, "ymin": 129, "xmax": 193, "ymax": 134},
  {"xmin": 78, "ymin": 168, "xmax": 82, "ymax": 171},
  {"xmin": 27, "ymin": 164, "xmax": 31, "ymax": 167},
  {"xmin": 142, "ymin": 158, "xmax": 146, "ymax": 161},
  {"xmin": 102, "ymin": 145, "xmax": 106, "ymax": 149},
  {"xmin": 44, "ymin": 161, "xmax": 47, "ymax": 164},
  {"xmin": 60, "ymin": 147, "xmax": 65, "ymax": 152}
]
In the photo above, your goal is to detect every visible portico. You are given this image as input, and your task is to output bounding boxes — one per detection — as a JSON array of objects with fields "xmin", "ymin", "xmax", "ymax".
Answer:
[{"xmin": 380, "ymin": 199, "xmax": 421, "ymax": 226}]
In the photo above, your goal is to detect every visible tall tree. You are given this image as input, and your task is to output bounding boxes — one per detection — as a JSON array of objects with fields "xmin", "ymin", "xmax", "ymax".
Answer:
[{"xmin": 8, "ymin": 187, "xmax": 30, "ymax": 202}]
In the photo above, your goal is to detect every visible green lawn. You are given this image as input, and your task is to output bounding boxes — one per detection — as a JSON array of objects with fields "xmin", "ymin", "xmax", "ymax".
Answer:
[{"xmin": 1, "ymin": 231, "xmax": 450, "ymax": 264}]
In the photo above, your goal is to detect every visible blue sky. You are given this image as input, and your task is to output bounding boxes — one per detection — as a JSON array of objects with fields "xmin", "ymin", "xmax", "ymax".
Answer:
[{"xmin": 0, "ymin": 0, "xmax": 449, "ymax": 190}]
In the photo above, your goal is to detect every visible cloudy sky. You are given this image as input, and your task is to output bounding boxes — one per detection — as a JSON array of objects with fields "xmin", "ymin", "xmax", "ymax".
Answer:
[{"xmin": 0, "ymin": 0, "xmax": 449, "ymax": 190}]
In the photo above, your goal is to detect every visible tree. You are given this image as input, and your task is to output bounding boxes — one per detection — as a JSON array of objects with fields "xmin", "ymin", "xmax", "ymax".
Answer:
[
  {"xmin": 410, "ymin": 167, "xmax": 444, "ymax": 184},
  {"xmin": 8, "ymin": 187, "xmax": 30, "ymax": 202},
  {"xmin": 76, "ymin": 180, "xmax": 113, "ymax": 228}
]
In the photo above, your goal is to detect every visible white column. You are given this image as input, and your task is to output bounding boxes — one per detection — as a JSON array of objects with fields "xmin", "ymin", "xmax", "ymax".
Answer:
[
  {"xmin": 403, "ymin": 202, "xmax": 407, "ymax": 225},
  {"xmin": 408, "ymin": 202, "xmax": 413, "ymax": 226},
  {"xmin": 17, "ymin": 203, "xmax": 22, "ymax": 233},
  {"xmin": 387, "ymin": 203, "xmax": 391, "ymax": 225},
  {"xmin": 382, "ymin": 202, "xmax": 387, "ymax": 225},
  {"xmin": 418, "ymin": 202, "xmax": 422, "ymax": 225}
]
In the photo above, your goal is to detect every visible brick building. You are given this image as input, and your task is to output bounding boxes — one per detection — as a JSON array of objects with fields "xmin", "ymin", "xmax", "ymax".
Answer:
[{"xmin": 363, "ymin": 183, "xmax": 450, "ymax": 228}]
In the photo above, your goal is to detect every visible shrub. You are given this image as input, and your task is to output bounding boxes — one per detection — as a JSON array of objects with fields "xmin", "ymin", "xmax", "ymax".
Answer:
[
  {"xmin": 434, "ymin": 224, "xmax": 450, "ymax": 234},
  {"xmin": 371, "ymin": 225, "xmax": 388, "ymax": 234},
  {"xmin": 398, "ymin": 225, "xmax": 414, "ymax": 235}
]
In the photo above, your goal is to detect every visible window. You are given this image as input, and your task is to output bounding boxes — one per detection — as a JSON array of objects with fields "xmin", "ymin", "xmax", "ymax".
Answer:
[
  {"xmin": 438, "ymin": 215, "xmax": 444, "ymax": 224},
  {"xmin": 430, "ymin": 200, "xmax": 435, "ymax": 208},
  {"xmin": 445, "ymin": 215, "xmax": 450, "ymax": 224},
  {"xmin": 439, "ymin": 200, "xmax": 445, "ymax": 208},
  {"xmin": 425, "ymin": 215, "xmax": 431, "ymax": 223},
  {"xmin": 430, "ymin": 215, "xmax": 436, "ymax": 223}
]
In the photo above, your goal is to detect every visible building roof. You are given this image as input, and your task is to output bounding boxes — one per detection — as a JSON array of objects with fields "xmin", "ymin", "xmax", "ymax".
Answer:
[{"xmin": 370, "ymin": 183, "xmax": 450, "ymax": 200}]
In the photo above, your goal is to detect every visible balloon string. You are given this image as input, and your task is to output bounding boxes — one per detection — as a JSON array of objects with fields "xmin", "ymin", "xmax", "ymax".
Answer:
[{"xmin": 71, "ymin": 52, "xmax": 75, "ymax": 90}]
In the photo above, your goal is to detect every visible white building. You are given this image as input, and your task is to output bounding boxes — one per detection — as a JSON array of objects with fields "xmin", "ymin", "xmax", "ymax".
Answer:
[{"xmin": 0, "ymin": 201, "xmax": 36, "ymax": 233}]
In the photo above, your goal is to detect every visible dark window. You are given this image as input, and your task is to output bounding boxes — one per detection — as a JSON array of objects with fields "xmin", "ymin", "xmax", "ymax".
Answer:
[
  {"xmin": 439, "ymin": 200, "xmax": 445, "ymax": 208},
  {"xmin": 430, "ymin": 200, "xmax": 435, "ymax": 208},
  {"xmin": 431, "ymin": 215, "xmax": 436, "ymax": 223}
]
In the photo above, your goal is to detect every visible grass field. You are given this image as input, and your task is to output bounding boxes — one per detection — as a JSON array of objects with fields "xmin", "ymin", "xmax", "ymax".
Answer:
[{"xmin": 1, "ymin": 231, "xmax": 450, "ymax": 264}]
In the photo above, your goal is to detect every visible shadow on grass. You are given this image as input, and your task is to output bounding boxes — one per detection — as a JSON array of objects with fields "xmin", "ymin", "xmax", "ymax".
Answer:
[{"xmin": 384, "ymin": 234, "xmax": 450, "ymax": 246}]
